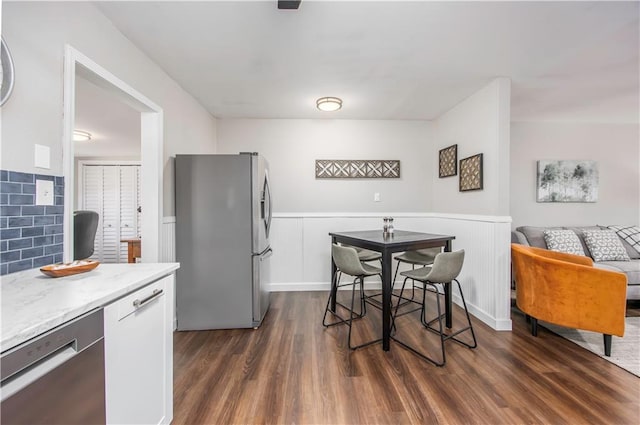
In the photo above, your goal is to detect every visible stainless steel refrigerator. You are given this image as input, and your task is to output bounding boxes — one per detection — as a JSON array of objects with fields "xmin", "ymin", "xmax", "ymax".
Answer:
[{"xmin": 175, "ymin": 153, "xmax": 273, "ymax": 330}]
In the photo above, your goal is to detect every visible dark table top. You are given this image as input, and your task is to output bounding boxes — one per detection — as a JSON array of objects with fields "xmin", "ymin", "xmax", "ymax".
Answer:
[{"xmin": 329, "ymin": 230, "xmax": 455, "ymax": 251}]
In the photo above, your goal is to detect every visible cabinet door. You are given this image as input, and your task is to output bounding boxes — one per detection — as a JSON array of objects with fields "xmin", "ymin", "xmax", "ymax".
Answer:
[{"xmin": 104, "ymin": 275, "xmax": 174, "ymax": 425}]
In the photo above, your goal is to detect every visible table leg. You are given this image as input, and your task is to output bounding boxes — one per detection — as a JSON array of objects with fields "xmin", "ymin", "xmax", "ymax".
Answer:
[
  {"xmin": 444, "ymin": 240, "xmax": 453, "ymax": 328},
  {"xmin": 382, "ymin": 250, "xmax": 392, "ymax": 351},
  {"xmin": 330, "ymin": 237, "xmax": 337, "ymax": 312}
]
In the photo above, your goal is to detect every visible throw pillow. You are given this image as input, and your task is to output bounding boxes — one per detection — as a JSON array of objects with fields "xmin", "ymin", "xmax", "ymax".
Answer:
[
  {"xmin": 606, "ymin": 225, "xmax": 640, "ymax": 256},
  {"xmin": 543, "ymin": 230, "xmax": 585, "ymax": 256},
  {"xmin": 583, "ymin": 229, "xmax": 631, "ymax": 262}
]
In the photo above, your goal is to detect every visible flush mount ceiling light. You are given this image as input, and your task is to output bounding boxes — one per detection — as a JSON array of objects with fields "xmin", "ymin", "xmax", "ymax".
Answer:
[
  {"xmin": 316, "ymin": 97, "xmax": 342, "ymax": 112},
  {"xmin": 73, "ymin": 130, "xmax": 92, "ymax": 142}
]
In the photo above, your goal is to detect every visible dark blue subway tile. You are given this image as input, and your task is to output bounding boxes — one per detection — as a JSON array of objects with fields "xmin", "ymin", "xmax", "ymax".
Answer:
[
  {"xmin": 44, "ymin": 244, "xmax": 63, "ymax": 255},
  {"xmin": 54, "ymin": 185, "xmax": 64, "ymax": 196},
  {"xmin": 55, "ymin": 196, "xmax": 64, "ymax": 206},
  {"xmin": 1, "ymin": 182, "xmax": 22, "ymax": 194},
  {"xmin": 0, "ymin": 170, "xmax": 7, "ymax": 182},
  {"xmin": 9, "ymin": 238, "xmax": 32, "ymax": 250},
  {"xmin": 45, "ymin": 206, "xmax": 64, "ymax": 215},
  {"xmin": 1, "ymin": 228, "xmax": 21, "ymax": 240},
  {"xmin": 22, "ymin": 227, "xmax": 44, "ymax": 237},
  {"xmin": 53, "ymin": 253, "xmax": 63, "ymax": 263},
  {"xmin": 1, "ymin": 264, "xmax": 7, "ymax": 275},
  {"xmin": 9, "ymin": 172, "xmax": 34, "ymax": 184},
  {"xmin": 55, "ymin": 176, "xmax": 64, "ymax": 186},
  {"xmin": 0, "ymin": 241, "xmax": 6, "ymax": 252},
  {"xmin": 22, "ymin": 206, "xmax": 45, "ymax": 215},
  {"xmin": 22, "ymin": 184, "xmax": 36, "ymax": 194},
  {"xmin": 45, "ymin": 224, "xmax": 63, "ymax": 235},
  {"xmin": 34, "ymin": 174, "xmax": 54, "ymax": 182},
  {"xmin": 0, "ymin": 194, "xmax": 7, "ymax": 205},
  {"xmin": 33, "ymin": 235, "xmax": 54, "ymax": 247},
  {"xmin": 1, "ymin": 250, "xmax": 20, "ymax": 262},
  {"xmin": 34, "ymin": 255, "xmax": 55, "ymax": 268},
  {"xmin": 1, "ymin": 206, "xmax": 21, "ymax": 216},
  {"xmin": 55, "ymin": 215, "xmax": 64, "ymax": 224},
  {"xmin": 0, "ymin": 217, "xmax": 6, "ymax": 228},
  {"xmin": 9, "ymin": 259, "xmax": 33, "ymax": 273},
  {"xmin": 9, "ymin": 217, "xmax": 33, "ymax": 227},
  {"xmin": 10, "ymin": 194, "xmax": 34, "ymax": 205},
  {"xmin": 22, "ymin": 247, "xmax": 44, "ymax": 259},
  {"xmin": 54, "ymin": 234, "xmax": 64, "ymax": 244},
  {"xmin": 34, "ymin": 216, "xmax": 55, "ymax": 226}
]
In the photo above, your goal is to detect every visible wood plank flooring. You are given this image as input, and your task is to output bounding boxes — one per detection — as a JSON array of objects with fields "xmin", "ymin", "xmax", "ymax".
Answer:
[{"xmin": 173, "ymin": 292, "xmax": 640, "ymax": 424}]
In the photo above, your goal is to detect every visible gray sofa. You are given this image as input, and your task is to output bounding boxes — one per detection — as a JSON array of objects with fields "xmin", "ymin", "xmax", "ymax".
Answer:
[{"xmin": 512, "ymin": 226, "xmax": 640, "ymax": 300}]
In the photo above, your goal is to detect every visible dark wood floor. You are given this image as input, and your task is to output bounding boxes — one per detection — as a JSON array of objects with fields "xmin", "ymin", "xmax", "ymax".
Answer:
[{"xmin": 173, "ymin": 292, "xmax": 640, "ymax": 425}]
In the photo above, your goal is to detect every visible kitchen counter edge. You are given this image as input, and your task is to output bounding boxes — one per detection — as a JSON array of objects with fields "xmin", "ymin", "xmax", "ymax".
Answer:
[{"xmin": 1, "ymin": 263, "xmax": 180, "ymax": 353}]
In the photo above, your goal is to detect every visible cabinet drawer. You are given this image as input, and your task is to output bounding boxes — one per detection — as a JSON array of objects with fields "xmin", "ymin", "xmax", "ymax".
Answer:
[{"xmin": 115, "ymin": 278, "xmax": 166, "ymax": 321}]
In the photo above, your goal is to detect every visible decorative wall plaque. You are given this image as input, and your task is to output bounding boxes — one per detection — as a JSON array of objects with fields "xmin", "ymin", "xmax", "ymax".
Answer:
[
  {"xmin": 315, "ymin": 160, "xmax": 400, "ymax": 179},
  {"xmin": 459, "ymin": 153, "xmax": 483, "ymax": 192},
  {"xmin": 439, "ymin": 144, "xmax": 457, "ymax": 178}
]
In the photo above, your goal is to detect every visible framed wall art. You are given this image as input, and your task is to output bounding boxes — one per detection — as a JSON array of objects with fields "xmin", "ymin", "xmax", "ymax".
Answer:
[
  {"xmin": 315, "ymin": 159, "xmax": 400, "ymax": 179},
  {"xmin": 536, "ymin": 160, "xmax": 598, "ymax": 202},
  {"xmin": 439, "ymin": 144, "xmax": 457, "ymax": 178},
  {"xmin": 459, "ymin": 153, "xmax": 483, "ymax": 192}
]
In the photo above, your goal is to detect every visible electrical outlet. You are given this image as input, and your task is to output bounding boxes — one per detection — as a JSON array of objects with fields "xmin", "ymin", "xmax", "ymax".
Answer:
[
  {"xmin": 36, "ymin": 180, "xmax": 54, "ymax": 206},
  {"xmin": 374, "ymin": 192, "xmax": 381, "ymax": 202}
]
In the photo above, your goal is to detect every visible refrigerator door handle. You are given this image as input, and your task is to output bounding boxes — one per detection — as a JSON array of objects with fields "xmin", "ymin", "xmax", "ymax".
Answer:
[
  {"xmin": 262, "ymin": 170, "xmax": 273, "ymax": 239},
  {"xmin": 258, "ymin": 247, "xmax": 273, "ymax": 260}
]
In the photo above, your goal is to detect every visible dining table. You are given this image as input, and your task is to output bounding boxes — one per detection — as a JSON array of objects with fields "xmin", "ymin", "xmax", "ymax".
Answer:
[{"xmin": 329, "ymin": 229, "xmax": 456, "ymax": 351}]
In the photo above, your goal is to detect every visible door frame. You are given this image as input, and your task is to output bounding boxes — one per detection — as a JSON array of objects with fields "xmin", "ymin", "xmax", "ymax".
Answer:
[{"xmin": 62, "ymin": 45, "xmax": 163, "ymax": 263}]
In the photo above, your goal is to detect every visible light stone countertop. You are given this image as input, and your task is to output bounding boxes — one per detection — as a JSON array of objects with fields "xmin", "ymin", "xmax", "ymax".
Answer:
[{"xmin": 1, "ymin": 263, "xmax": 180, "ymax": 353}]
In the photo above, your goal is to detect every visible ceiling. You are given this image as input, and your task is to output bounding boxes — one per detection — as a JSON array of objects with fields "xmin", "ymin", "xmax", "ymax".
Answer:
[{"xmin": 76, "ymin": 0, "xmax": 638, "ymax": 150}]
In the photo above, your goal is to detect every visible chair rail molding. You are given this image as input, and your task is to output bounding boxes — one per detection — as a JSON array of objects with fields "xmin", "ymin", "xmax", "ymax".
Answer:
[{"xmin": 270, "ymin": 212, "xmax": 512, "ymax": 331}]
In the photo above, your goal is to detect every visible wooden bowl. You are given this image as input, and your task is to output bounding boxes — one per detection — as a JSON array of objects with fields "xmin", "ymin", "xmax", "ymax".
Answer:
[{"xmin": 40, "ymin": 260, "xmax": 100, "ymax": 278}]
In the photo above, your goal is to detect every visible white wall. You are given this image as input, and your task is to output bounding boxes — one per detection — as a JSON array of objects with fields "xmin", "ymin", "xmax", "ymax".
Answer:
[
  {"xmin": 431, "ymin": 78, "xmax": 511, "ymax": 216},
  {"xmin": 217, "ymin": 119, "xmax": 434, "ymax": 213},
  {"xmin": 1, "ymin": 2, "xmax": 217, "ymax": 216},
  {"xmin": 510, "ymin": 121, "xmax": 640, "ymax": 228}
]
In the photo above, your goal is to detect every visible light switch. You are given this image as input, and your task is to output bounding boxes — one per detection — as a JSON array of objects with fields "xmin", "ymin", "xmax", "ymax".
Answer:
[
  {"xmin": 34, "ymin": 144, "xmax": 51, "ymax": 169},
  {"xmin": 36, "ymin": 180, "xmax": 54, "ymax": 206},
  {"xmin": 374, "ymin": 192, "xmax": 381, "ymax": 202}
]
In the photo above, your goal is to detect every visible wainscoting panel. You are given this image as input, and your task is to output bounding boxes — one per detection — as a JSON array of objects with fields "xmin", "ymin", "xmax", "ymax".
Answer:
[
  {"xmin": 270, "ymin": 213, "xmax": 512, "ymax": 330},
  {"xmin": 161, "ymin": 217, "xmax": 176, "ymax": 263}
]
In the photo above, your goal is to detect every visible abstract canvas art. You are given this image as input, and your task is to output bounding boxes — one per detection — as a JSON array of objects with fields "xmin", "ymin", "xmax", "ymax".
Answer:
[
  {"xmin": 439, "ymin": 144, "xmax": 457, "ymax": 178},
  {"xmin": 315, "ymin": 160, "xmax": 400, "ymax": 179},
  {"xmin": 459, "ymin": 153, "xmax": 483, "ymax": 192},
  {"xmin": 536, "ymin": 160, "xmax": 598, "ymax": 202}
]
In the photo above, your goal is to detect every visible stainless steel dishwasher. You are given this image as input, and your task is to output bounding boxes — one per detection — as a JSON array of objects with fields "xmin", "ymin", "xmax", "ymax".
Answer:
[{"xmin": 1, "ymin": 309, "xmax": 106, "ymax": 425}]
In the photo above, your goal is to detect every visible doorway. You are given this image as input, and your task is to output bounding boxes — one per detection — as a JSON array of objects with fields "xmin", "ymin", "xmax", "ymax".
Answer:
[{"xmin": 62, "ymin": 45, "xmax": 163, "ymax": 263}]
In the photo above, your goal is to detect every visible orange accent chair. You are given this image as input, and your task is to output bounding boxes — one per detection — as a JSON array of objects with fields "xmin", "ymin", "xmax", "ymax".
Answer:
[{"xmin": 511, "ymin": 244, "xmax": 627, "ymax": 356}]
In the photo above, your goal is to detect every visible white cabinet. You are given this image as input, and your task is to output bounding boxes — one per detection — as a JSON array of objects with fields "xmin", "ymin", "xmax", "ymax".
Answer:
[{"xmin": 104, "ymin": 274, "xmax": 174, "ymax": 425}]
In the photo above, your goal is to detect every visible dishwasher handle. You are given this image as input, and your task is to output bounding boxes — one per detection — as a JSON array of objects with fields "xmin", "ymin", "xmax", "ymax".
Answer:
[{"xmin": 0, "ymin": 344, "xmax": 78, "ymax": 401}]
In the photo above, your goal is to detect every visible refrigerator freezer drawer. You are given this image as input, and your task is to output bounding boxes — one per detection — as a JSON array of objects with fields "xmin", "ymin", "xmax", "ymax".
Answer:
[{"xmin": 252, "ymin": 247, "xmax": 272, "ymax": 327}]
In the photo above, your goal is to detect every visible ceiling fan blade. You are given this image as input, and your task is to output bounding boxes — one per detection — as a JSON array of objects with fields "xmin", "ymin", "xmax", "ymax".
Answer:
[{"xmin": 278, "ymin": 1, "xmax": 301, "ymax": 10}]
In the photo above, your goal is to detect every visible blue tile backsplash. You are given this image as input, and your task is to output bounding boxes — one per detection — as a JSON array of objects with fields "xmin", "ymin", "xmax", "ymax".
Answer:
[{"xmin": 0, "ymin": 170, "xmax": 64, "ymax": 275}]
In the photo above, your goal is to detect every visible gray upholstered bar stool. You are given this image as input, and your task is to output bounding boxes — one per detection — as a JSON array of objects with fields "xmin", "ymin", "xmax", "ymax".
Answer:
[
  {"xmin": 323, "ymin": 244, "xmax": 382, "ymax": 350},
  {"xmin": 391, "ymin": 249, "xmax": 477, "ymax": 366},
  {"xmin": 392, "ymin": 247, "xmax": 441, "ymax": 308}
]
